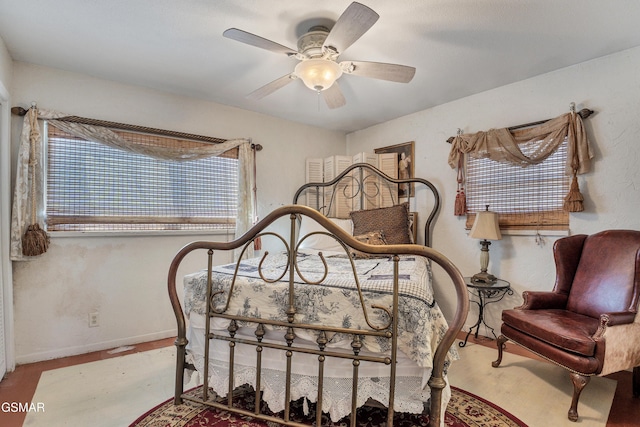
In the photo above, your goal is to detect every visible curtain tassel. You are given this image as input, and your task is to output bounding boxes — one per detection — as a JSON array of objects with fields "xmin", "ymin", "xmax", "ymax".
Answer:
[
  {"xmin": 563, "ymin": 172, "xmax": 584, "ymax": 212},
  {"xmin": 454, "ymin": 189, "xmax": 467, "ymax": 216},
  {"xmin": 22, "ymin": 224, "xmax": 50, "ymax": 256},
  {"xmin": 454, "ymin": 151, "xmax": 467, "ymax": 216},
  {"xmin": 253, "ymin": 235, "xmax": 262, "ymax": 251}
]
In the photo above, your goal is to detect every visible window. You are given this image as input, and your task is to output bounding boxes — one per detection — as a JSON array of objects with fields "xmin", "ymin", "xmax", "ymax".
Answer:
[
  {"xmin": 465, "ymin": 138, "xmax": 569, "ymax": 231},
  {"xmin": 46, "ymin": 124, "xmax": 238, "ymax": 232}
]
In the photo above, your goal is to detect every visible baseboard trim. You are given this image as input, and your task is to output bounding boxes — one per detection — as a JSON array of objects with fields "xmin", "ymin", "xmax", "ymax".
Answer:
[{"xmin": 15, "ymin": 329, "xmax": 177, "ymax": 364}]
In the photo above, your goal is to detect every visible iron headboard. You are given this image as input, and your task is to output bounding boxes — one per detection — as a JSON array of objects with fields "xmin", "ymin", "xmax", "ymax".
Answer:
[{"xmin": 293, "ymin": 162, "xmax": 440, "ymax": 248}]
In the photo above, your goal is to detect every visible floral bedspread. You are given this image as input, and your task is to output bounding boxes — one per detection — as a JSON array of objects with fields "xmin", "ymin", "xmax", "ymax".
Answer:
[{"xmin": 183, "ymin": 250, "xmax": 457, "ymax": 369}]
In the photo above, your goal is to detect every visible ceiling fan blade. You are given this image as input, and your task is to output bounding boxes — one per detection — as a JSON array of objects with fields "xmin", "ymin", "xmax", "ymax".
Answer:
[
  {"xmin": 322, "ymin": 82, "xmax": 346, "ymax": 109},
  {"xmin": 247, "ymin": 74, "xmax": 297, "ymax": 100},
  {"xmin": 223, "ymin": 28, "xmax": 298, "ymax": 56},
  {"xmin": 322, "ymin": 2, "xmax": 379, "ymax": 55},
  {"xmin": 341, "ymin": 61, "xmax": 416, "ymax": 83}
]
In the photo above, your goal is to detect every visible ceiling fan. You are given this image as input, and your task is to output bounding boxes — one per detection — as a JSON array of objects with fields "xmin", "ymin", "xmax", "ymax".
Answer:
[{"xmin": 223, "ymin": 2, "xmax": 416, "ymax": 109}]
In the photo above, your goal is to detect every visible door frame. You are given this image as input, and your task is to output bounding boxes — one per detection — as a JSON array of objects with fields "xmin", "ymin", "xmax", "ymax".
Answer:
[{"xmin": 0, "ymin": 80, "xmax": 15, "ymax": 375}]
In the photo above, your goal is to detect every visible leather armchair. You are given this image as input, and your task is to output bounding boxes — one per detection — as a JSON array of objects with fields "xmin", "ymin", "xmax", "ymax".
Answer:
[{"xmin": 493, "ymin": 230, "xmax": 640, "ymax": 421}]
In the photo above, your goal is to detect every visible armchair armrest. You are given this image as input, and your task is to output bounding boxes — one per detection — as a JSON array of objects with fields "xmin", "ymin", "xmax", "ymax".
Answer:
[
  {"xmin": 518, "ymin": 291, "xmax": 568, "ymax": 310},
  {"xmin": 600, "ymin": 311, "xmax": 638, "ymax": 327},
  {"xmin": 593, "ymin": 311, "xmax": 638, "ymax": 340}
]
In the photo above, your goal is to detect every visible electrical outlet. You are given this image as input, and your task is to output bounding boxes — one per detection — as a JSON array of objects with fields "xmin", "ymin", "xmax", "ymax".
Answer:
[{"xmin": 89, "ymin": 312, "xmax": 99, "ymax": 327}]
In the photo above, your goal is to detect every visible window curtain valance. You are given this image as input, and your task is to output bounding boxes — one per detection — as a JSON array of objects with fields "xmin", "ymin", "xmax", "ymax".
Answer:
[
  {"xmin": 448, "ymin": 111, "xmax": 593, "ymax": 213},
  {"xmin": 10, "ymin": 106, "xmax": 256, "ymax": 260}
]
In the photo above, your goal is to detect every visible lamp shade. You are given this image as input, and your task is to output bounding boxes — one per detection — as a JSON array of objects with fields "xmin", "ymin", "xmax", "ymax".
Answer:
[
  {"xmin": 294, "ymin": 58, "xmax": 343, "ymax": 92},
  {"xmin": 469, "ymin": 210, "xmax": 502, "ymax": 240}
]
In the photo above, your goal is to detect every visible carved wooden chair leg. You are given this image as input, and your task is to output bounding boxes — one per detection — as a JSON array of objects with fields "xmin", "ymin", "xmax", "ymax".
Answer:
[
  {"xmin": 492, "ymin": 335, "xmax": 508, "ymax": 368},
  {"xmin": 568, "ymin": 372, "xmax": 590, "ymax": 422},
  {"xmin": 634, "ymin": 366, "xmax": 640, "ymax": 398}
]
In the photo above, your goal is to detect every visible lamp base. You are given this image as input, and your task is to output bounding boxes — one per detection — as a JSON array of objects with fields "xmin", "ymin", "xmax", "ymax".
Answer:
[{"xmin": 472, "ymin": 272, "xmax": 497, "ymax": 284}]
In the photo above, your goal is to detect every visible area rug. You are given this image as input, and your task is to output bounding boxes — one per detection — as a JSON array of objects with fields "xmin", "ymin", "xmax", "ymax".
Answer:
[{"xmin": 129, "ymin": 385, "xmax": 527, "ymax": 427}]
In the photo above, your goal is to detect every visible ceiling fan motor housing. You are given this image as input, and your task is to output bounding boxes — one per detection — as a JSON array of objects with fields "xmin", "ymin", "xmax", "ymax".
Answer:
[{"xmin": 297, "ymin": 26, "xmax": 332, "ymax": 59}]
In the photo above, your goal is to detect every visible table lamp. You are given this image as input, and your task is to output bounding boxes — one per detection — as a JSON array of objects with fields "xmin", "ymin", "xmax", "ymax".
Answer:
[{"xmin": 469, "ymin": 205, "xmax": 502, "ymax": 284}]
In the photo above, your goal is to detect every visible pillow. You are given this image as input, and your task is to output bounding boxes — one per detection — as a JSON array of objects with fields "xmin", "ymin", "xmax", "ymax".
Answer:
[
  {"xmin": 349, "ymin": 202, "xmax": 412, "ymax": 245},
  {"xmin": 353, "ymin": 230, "xmax": 387, "ymax": 245},
  {"xmin": 350, "ymin": 230, "xmax": 388, "ymax": 259},
  {"xmin": 297, "ymin": 216, "xmax": 353, "ymax": 252}
]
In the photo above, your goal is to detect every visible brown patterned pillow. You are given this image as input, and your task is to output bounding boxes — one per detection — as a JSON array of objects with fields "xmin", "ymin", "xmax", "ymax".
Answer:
[
  {"xmin": 350, "ymin": 202, "xmax": 412, "ymax": 245},
  {"xmin": 350, "ymin": 231, "xmax": 388, "ymax": 259}
]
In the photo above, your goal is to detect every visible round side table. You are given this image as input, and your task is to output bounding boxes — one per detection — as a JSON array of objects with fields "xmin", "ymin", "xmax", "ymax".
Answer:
[{"xmin": 459, "ymin": 277, "xmax": 512, "ymax": 347}]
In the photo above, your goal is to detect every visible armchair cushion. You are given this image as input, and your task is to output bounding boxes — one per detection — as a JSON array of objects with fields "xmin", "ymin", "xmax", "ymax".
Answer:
[
  {"xmin": 502, "ymin": 309, "xmax": 600, "ymax": 356},
  {"xmin": 501, "ymin": 324, "xmax": 603, "ymax": 375}
]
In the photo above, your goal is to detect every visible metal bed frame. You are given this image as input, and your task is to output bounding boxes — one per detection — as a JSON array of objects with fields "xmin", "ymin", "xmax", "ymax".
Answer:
[{"xmin": 168, "ymin": 163, "xmax": 468, "ymax": 427}]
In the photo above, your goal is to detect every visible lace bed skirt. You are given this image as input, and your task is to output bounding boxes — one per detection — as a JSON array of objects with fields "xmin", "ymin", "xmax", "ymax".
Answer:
[{"xmin": 185, "ymin": 317, "xmax": 451, "ymax": 423}]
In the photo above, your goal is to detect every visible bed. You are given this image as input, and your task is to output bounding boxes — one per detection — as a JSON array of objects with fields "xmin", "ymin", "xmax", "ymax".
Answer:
[{"xmin": 168, "ymin": 163, "xmax": 469, "ymax": 427}]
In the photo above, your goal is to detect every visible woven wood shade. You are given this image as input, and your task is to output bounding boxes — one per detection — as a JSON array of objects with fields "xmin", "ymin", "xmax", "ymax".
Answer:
[
  {"xmin": 465, "ymin": 137, "xmax": 570, "ymax": 231},
  {"xmin": 465, "ymin": 211, "xmax": 569, "ymax": 231},
  {"xmin": 46, "ymin": 125, "xmax": 238, "ymax": 231}
]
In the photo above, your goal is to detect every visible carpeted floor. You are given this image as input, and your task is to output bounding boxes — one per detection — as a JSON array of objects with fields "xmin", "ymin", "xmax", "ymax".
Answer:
[
  {"xmin": 129, "ymin": 384, "xmax": 526, "ymax": 427},
  {"xmin": 23, "ymin": 341, "xmax": 616, "ymax": 427}
]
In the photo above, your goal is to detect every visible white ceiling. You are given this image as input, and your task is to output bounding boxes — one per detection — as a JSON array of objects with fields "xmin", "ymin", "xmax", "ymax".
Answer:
[{"xmin": 1, "ymin": 0, "xmax": 640, "ymax": 133}]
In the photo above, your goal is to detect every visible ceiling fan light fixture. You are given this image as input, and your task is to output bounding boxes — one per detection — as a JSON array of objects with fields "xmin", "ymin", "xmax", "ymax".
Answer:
[{"xmin": 294, "ymin": 58, "xmax": 343, "ymax": 92}]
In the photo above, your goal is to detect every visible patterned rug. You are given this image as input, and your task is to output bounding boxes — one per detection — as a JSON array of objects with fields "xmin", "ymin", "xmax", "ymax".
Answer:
[{"xmin": 129, "ymin": 385, "xmax": 527, "ymax": 427}]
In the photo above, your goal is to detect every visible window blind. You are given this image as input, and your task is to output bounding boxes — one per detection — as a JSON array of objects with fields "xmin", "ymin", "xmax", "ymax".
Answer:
[
  {"xmin": 465, "ymin": 138, "xmax": 569, "ymax": 231},
  {"xmin": 46, "ymin": 124, "xmax": 238, "ymax": 232}
]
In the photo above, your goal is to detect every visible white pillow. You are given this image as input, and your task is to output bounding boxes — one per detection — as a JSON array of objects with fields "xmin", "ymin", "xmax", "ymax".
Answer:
[{"xmin": 297, "ymin": 216, "xmax": 353, "ymax": 252}]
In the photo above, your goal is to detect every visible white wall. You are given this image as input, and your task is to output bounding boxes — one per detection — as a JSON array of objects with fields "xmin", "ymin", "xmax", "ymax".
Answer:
[
  {"xmin": 10, "ymin": 62, "xmax": 346, "ymax": 363},
  {"xmin": 347, "ymin": 46, "xmax": 640, "ymax": 335}
]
